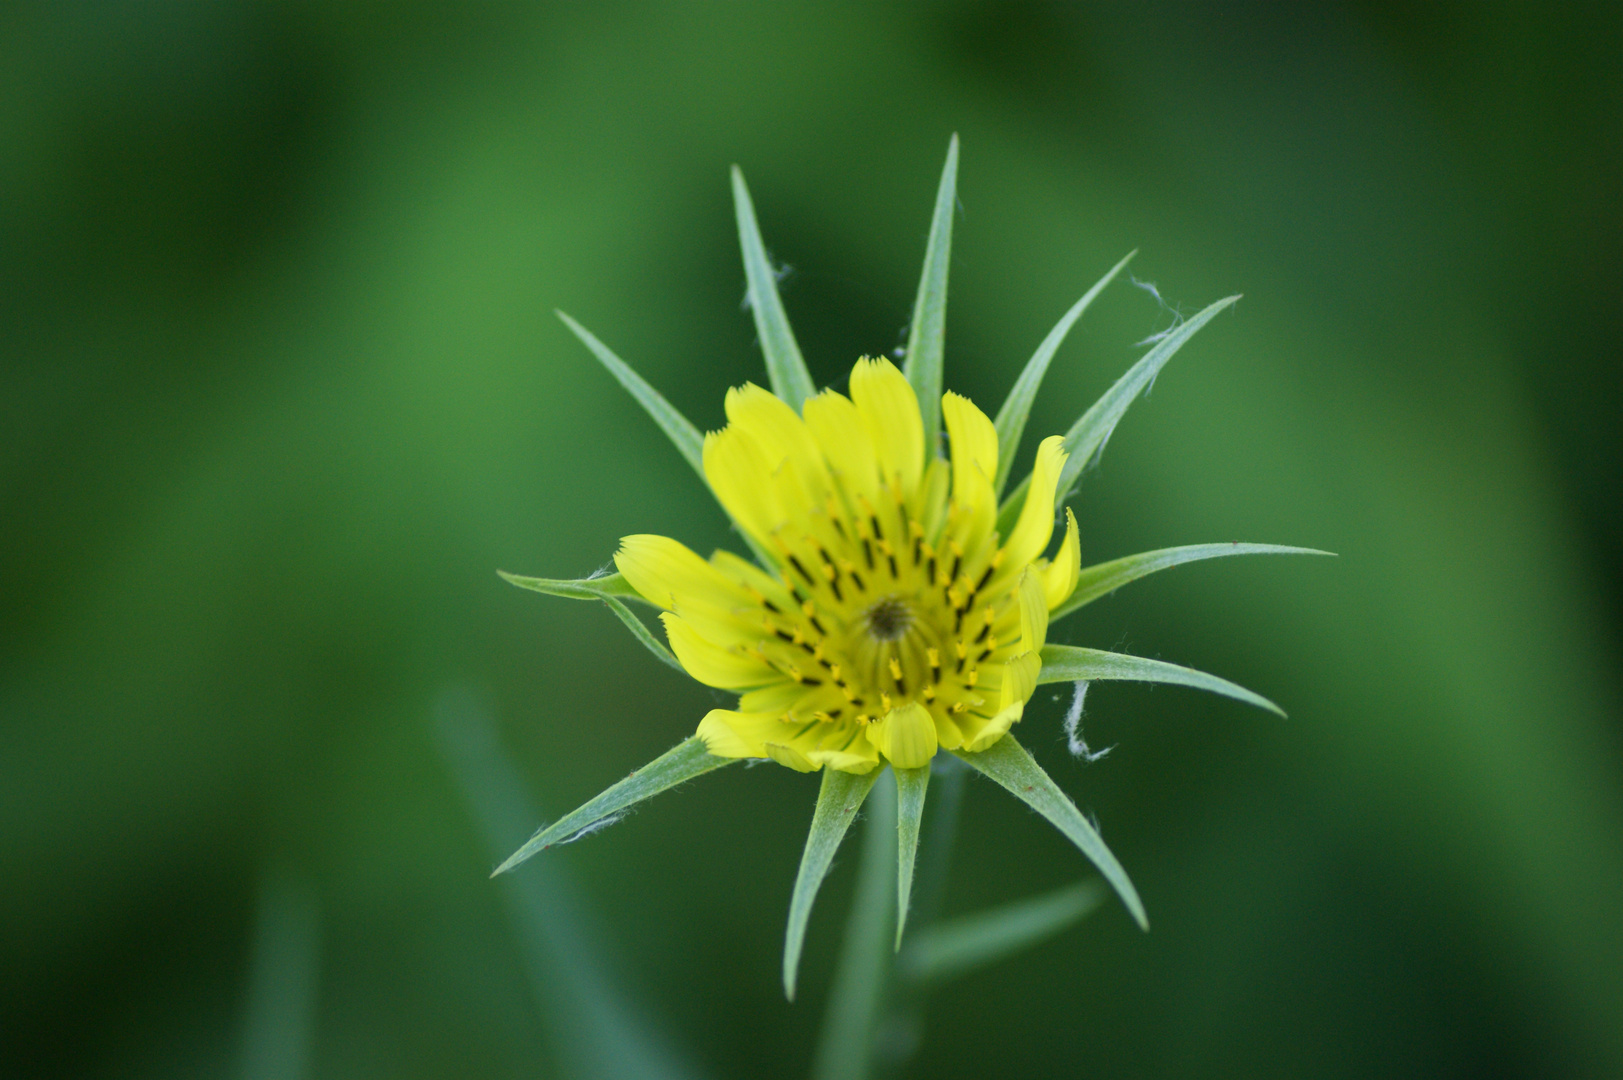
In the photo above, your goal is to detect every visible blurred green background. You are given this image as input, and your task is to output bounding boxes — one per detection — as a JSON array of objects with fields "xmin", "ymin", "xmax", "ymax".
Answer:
[{"xmin": 4, "ymin": 3, "xmax": 1621, "ymax": 1077}]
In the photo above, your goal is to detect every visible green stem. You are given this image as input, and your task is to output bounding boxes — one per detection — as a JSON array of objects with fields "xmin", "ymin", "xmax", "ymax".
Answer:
[{"xmin": 811, "ymin": 768, "xmax": 898, "ymax": 1080}]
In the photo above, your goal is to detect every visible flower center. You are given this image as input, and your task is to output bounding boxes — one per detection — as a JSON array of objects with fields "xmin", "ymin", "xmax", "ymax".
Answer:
[{"xmin": 862, "ymin": 596, "xmax": 912, "ymax": 641}]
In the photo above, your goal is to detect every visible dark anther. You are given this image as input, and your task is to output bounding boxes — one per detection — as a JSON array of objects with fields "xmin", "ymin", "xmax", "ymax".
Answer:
[
  {"xmin": 862, "ymin": 538, "xmax": 874, "ymax": 570},
  {"xmin": 974, "ymin": 622, "xmax": 992, "ymax": 644},
  {"xmin": 789, "ymin": 555, "xmax": 816, "ymax": 587},
  {"xmin": 975, "ymin": 564, "xmax": 995, "ymax": 592}
]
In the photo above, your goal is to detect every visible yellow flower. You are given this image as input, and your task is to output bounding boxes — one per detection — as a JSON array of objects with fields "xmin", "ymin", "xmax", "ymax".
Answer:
[
  {"xmin": 615, "ymin": 358, "xmax": 1080, "ymax": 774},
  {"xmin": 494, "ymin": 140, "xmax": 1326, "ymax": 998}
]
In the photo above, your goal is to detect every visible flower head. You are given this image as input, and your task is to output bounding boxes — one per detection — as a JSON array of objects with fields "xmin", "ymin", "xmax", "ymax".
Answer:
[
  {"xmin": 493, "ymin": 137, "xmax": 1327, "ymax": 997},
  {"xmin": 617, "ymin": 358, "xmax": 1081, "ymax": 773}
]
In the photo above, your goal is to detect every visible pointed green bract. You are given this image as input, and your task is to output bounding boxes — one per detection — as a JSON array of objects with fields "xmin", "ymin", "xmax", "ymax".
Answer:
[
  {"xmin": 497, "ymin": 569, "xmax": 643, "ymax": 602},
  {"xmin": 998, "ymin": 294, "xmax": 1241, "ymax": 533},
  {"xmin": 599, "ymin": 593, "xmax": 683, "ymax": 672},
  {"xmin": 784, "ymin": 766, "xmax": 882, "ymax": 1000},
  {"xmin": 991, "ymin": 250, "xmax": 1136, "ymax": 496},
  {"xmin": 1037, "ymin": 643, "xmax": 1284, "ymax": 716},
  {"xmin": 492, "ymin": 736, "xmax": 733, "ymax": 877},
  {"xmin": 1052, "ymin": 543, "xmax": 1334, "ymax": 621},
  {"xmin": 498, "ymin": 571, "xmax": 681, "ymax": 671},
  {"xmin": 732, "ymin": 166, "xmax": 817, "ymax": 412},
  {"xmin": 893, "ymin": 766, "xmax": 930, "ymax": 950},
  {"xmin": 953, "ymin": 735, "xmax": 1147, "ymax": 930},
  {"xmin": 556, "ymin": 310, "xmax": 707, "ymax": 481},
  {"xmin": 904, "ymin": 135, "xmax": 959, "ymax": 458},
  {"xmin": 897, "ymin": 879, "xmax": 1106, "ymax": 986},
  {"xmin": 810, "ymin": 773, "xmax": 896, "ymax": 1080}
]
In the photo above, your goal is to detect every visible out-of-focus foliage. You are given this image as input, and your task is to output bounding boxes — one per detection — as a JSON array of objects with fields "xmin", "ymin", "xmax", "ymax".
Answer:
[{"xmin": 2, "ymin": 3, "xmax": 1620, "ymax": 1077}]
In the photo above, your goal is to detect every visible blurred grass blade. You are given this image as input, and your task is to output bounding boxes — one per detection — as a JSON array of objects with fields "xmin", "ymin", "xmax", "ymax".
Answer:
[
  {"xmin": 1053, "ymin": 543, "xmax": 1335, "ymax": 620},
  {"xmin": 784, "ymin": 766, "xmax": 882, "ymax": 1000},
  {"xmin": 897, "ymin": 879, "xmax": 1105, "ymax": 987},
  {"xmin": 998, "ymin": 294, "xmax": 1240, "ymax": 533},
  {"xmin": 437, "ymin": 691, "xmax": 704, "ymax": 1080},
  {"xmin": 1038, "ymin": 643, "xmax": 1284, "ymax": 716},
  {"xmin": 557, "ymin": 310, "xmax": 706, "ymax": 480},
  {"xmin": 499, "ymin": 571, "xmax": 681, "ymax": 672},
  {"xmin": 732, "ymin": 166, "xmax": 816, "ymax": 411},
  {"xmin": 893, "ymin": 766, "xmax": 929, "ymax": 949},
  {"xmin": 237, "ymin": 870, "xmax": 321, "ymax": 1080},
  {"xmin": 991, "ymin": 251, "xmax": 1135, "ymax": 496},
  {"xmin": 954, "ymin": 735, "xmax": 1147, "ymax": 930},
  {"xmin": 903, "ymin": 134, "xmax": 959, "ymax": 457},
  {"xmin": 811, "ymin": 771, "xmax": 897, "ymax": 1080},
  {"xmin": 493, "ymin": 736, "xmax": 734, "ymax": 876}
]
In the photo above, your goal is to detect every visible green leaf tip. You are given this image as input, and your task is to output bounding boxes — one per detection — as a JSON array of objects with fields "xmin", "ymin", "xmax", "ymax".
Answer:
[
  {"xmin": 893, "ymin": 765, "xmax": 930, "ymax": 950},
  {"xmin": 498, "ymin": 570, "xmax": 681, "ymax": 672},
  {"xmin": 992, "ymin": 249, "xmax": 1137, "ymax": 496},
  {"xmin": 1037, "ymin": 643, "xmax": 1286, "ymax": 717},
  {"xmin": 954, "ymin": 735, "xmax": 1148, "ymax": 930},
  {"xmin": 491, "ymin": 736, "xmax": 733, "ymax": 877},
  {"xmin": 732, "ymin": 165, "xmax": 816, "ymax": 412},
  {"xmin": 999, "ymin": 292, "xmax": 1242, "ymax": 533},
  {"xmin": 555, "ymin": 310, "xmax": 706, "ymax": 481},
  {"xmin": 1053, "ymin": 543, "xmax": 1335, "ymax": 621},
  {"xmin": 783, "ymin": 767, "xmax": 882, "ymax": 1001},
  {"xmin": 904, "ymin": 134, "xmax": 959, "ymax": 458},
  {"xmin": 897, "ymin": 879, "xmax": 1106, "ymax": 986}
]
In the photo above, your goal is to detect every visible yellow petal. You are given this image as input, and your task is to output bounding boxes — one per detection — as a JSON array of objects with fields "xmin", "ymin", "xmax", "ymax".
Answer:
[
  {"xmin": 764, "ymin": 741, "xmax": 820, "ymax": 772},
  {"xmin": 710, "ymin": 549, "xmax": 798, "ymax": 612},
  {"xmin": 703, "ymin": 426, "xmax": 787, "ymax": 548},
  {"xmin": 865, "ymin": 701, "xmax": 938, "ymax": 769},
  {"xmin": 849, "ymin": 357, "xmax": 924, "ymax": 498},
  {"xmin": 616, "ymin": 534, "xmax": 757, "ymax": 645},
  {"xmin": 942, "ymin": 391, "xmax": 998, "ymax": 546},
  {"xmin": 804, "ymin": 728, "xmax": 881, "ymax": 774},
  {"xmin": 803, "ymin": 389, "xmax": 880, "ymax": 507},
  {"xmin": 695, "ymin": 709, "xmax": 785, "ymax": 758},
  {"xmin": 962, "ymin": 705, "xmax": 1021, "ymax": 753},
  {"xmin": 958, "ymin": 650, "xmax": 1041, "ymax": 753},
  {"xmin": 998, "ymin": 649, "xmax": 1042, "ymax": 713},
  {"xmin": 661, "ymin": 613, "xmax": 778, "ymax": 689},
  {"xmin": 738, "ymin": 681, "xmax": 808, "ymax": 715},
  {"xmin": 723, "ymin": 383, "xmax": 832, "ymax": 506},
  {"xmin": 1042, "ymin": 508, "xmax": 1080, "ymax": 610},
  {"xmin": 1017, "ymin": 567, "xmax": 1049, "ymax": 654},
  {"xmin": 1002, "ymin": 435, "xmax": 1069, "ymax": 570},
  {"xmin": 616, "ymin": 534, "xmax": 745, "ymax": 611},
  {"xmin": 942, "ymin": 392, "xmax": 998, "ymax": 505}
]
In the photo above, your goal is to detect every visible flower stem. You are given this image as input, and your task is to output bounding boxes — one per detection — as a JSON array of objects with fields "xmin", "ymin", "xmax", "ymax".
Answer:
[{"xmin": 811, "ymin": 768, "xmax": 898, "ymax": 1080}]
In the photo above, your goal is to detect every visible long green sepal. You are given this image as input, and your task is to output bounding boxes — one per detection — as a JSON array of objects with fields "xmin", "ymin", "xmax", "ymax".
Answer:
[
  {"xmin": 953, "ymin": 735, "xmax": 1147, "ymax": 930},
  {"xmin": 1037, "ymin": 643, "xmax": 1284, "ymax": 717},
  {"xmin": 809, "ymin": 772, "xmax": 896, "ymax": 1080},
  {"xmin": 991, "ymin": 250, "xmax": 1136, "ymax": 496},
  {"xmin": 784, "ymin": 766, "xmax": 882, "ymax": 1000},
  {"xmin": 497, "ymin": 570, "xmax": 643, "ymax": 602},
  {"xmin": 893, "ymin": 766, "xmax": 930, "ymax": 950},
  {"xmin": 999, "ymin": 294, "xmax": 1240, "ymax": 532},
  {"xmin": 556, "ymin": 310, "xmax": 706, "ymax": 481},
  {"xmin": 732, "ymin": 166, "xmax": 816, "ymax": 412},
  {"xmin": 599, "ymin": 594, "xmax": 682, "ymax": 672},
  {"xmin": 1053, "ymin": 543, "xmax": 1334, "ymax": 621},
  {"xmin": 897, "ymin": 879, "xmax": 1106, "ymax": 986},
  {"xmin": 492, "ymin": 736, "xmax": 733, "ymax": 877},
  {"xmin": 903, "ymin": 134, "xmax": 959, "ymax": 458},
  {"xmin": 498, "ymin": 570, "xmax": 681, "ymax": 672}
]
